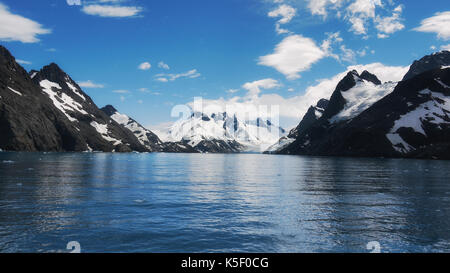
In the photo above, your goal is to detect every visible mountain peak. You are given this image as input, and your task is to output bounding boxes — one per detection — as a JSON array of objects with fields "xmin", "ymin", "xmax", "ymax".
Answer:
[
  {"xmin": 360, "ymin": 70, "xmax": 381, "ymax": 85},
  {"xmin": 335, "ymin": 70, "xmax": 359, "ymax": 92},
  {"xmin": 316, "ymin": 98, "xmax": 329, "ymax": 109},
  {"xmin": 0, "ymin": 45, "xmax": 15, "ymax": 62},
  {"xmin": 403, "ymin": 50, "xmax": 450, "ymax": 81},
  {"xmin": 101, "ymin": 105, "xmax": 118, "ymax": 116}
]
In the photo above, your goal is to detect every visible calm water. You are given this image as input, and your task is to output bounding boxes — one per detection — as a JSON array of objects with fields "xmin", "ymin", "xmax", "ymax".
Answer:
[{"xmin": 0, "ymin": 152, "xmax": 450, "ymax": 253}]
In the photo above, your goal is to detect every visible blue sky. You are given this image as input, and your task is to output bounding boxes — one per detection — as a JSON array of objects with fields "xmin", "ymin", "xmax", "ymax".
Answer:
[{"xmin": 1, "ymin": 0, "xmax": 449, "ymax": 129}]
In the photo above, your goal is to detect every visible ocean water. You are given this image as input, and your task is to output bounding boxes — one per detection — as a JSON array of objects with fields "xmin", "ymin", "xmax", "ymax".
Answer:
[{"xmin": 0, "ymin": 152, "xmax": 449, "ymax": 253}]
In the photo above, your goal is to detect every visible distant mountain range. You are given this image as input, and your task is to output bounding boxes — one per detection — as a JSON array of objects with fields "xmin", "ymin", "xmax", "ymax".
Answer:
[
  {"xmin": 270, "ymin": 51, "xmax": 450, "ymax": 160},
  {"xmin": 159, "ymin": 111, "xmax": 287, "ymax": 153},
  {"xmin": 1, "ymin": 44, "xmax": 450, "ymax": 159}
]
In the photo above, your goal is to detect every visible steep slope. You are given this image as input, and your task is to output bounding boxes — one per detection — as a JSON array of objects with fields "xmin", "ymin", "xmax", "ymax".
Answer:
[
  {"xmin": 165, "ymin": 112, "xmax": 286, "ymax": 153},
  {"xmin": 403, "ymin": 50, "xmax": 450, "ymax": 80},
  {"xmin": 288, "ymin": 99, "xmax": 329, "ymax": 139},
  {"xmin": 101, "ymin": 105, "xmax": 197, "ymax": 153},
  {"xmin": 266, "ymin": 99, "xmax": 328, "ymax": 153},
  {"xmin": 0, "ymin": 46, "xmax": 87, "ymax": 152},
  {"xmin": 279, "ymin": 65, "xmax": 450, "ymax": 159},
  {"xmin": 269, "ymin": 70, "xmax": 395, "ymax": 154},
  {"xmin": 31, "ymin": 64, "xmax": 148, "ymax": 152}
]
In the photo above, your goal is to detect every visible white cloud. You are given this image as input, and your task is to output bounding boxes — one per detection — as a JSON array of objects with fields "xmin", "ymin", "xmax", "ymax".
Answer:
[
  {"xmin": 158, "ymin": 61, "xmax": 170, "ymax": 70},
  {"xmin": 347, "ymin": 0, "xmax": 382, "ymax": 19},
  {"xmin": 156, "ymin": 69, "xmax": 201, "ymax": 82},
  {"xmin": 82, "ymin": 5, "xmax": 142, "ymax": 18},
  {"xmin": 268, "ymin": 4, "xmax": 297, "ymax": 34},
  {"xmin": 139, "ymin": 88, "xmax": 161, "ymax": 95},
  {"xmin": 307, "ymin": 0, "xmax": 345, "ymax": 18},
  {"xmin": 442, "ymin": 44, "xmax": 450, "ymax": 51},
  {"xmin": 138, "ymin": 62, "xmax": 151, "ymax": 70},
  {"xmin": 414, "ymin": 11, "xmax": 450, "ymax": 40},
  {"xmin": 138, "ymin": 100, "xmax": 143, "ymax": 104},
  {"xmin": 242, "ymin": 79, "xmax": 281, "ymax": 98},
  {"xmin": 120, "ymin": 95, "xmax": 125, "ymax": 102},
  {"xmin": 348, "ymin": 16, "xmax": 367, "ymax": 35},
  {"xmin": 268, "ymin": 4, "xmax": 296, "ymax": 24},
  {"xmin": 113, "ymin": 89, "xmax": 130, "ymax": 94},
  {"xmin": 0, "ymin": 3, "xmax": 51, "ymax": 43},
  {"xmin": 16, "ymin": 59, "xmax": 31, "ymax": 65},
  {"xmin": 155, "ymin": 77, "xmax": 169, "ymax": 82},
  {"xmin": 227, "ymin": 89, "xmax": 239, "ymax": 94},
  {"xmin": 339, "ymin": 45, "xmax": 356, "ymax": 63},
  {"xmin": 306, "ymin": 0, "xmax": 405, "ymax": 39},
  {"xmin": 78, "ymin": 80, "xmax": 105, "ymax": 88},
  {"xmin": 259, "ymin": 34, "xmax": 326, "ymax": 80},
  {"xmin": 66, "ymin": 0, "xmax": 81, "ymax": 6},
  {"xmin": 374, "ymin": 5, "xmax": 404, "ymax": 38}
]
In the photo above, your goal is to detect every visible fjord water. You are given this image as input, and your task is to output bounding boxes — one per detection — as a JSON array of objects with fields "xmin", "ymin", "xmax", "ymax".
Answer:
[{"xmin": 1, "ymin": 152, "xmax": 450, "ymax": 253}]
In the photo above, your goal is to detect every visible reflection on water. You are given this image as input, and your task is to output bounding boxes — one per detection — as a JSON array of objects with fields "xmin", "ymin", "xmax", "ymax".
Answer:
[{"xmin": 0, "ymin": 152, "xmax": 450, "ymax": 253}]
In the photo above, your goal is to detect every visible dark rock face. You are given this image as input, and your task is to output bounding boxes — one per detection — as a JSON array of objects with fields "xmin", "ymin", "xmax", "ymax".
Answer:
[
  {"xmin": 0, "ymin": 45, "xmax": 147, "ymax": 152},
  {"xmin": 403, "ymin": 50, "xmax": 450, "ymax": 81},
  {"xmin": 0, "ymin": 46, "xmax": 86, "ymax": 151},
  {"xmin": 288, "ymin": 99, "xmax": 329, "ymax": 139},
  {"xmin": 278, "ymin": 67, "xmax": 450, "ymax": 160}
]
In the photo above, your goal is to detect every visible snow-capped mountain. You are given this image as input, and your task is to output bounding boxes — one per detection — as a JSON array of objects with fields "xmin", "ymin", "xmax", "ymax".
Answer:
[
  {"xmin": 162, "ymin": 112, "xmax": 287, "ymax": 152},
  {"xmin": 275, "ymin": 50, "xmax": 450, "ymax": 160},
  {"xmin": 0, "ymin": 45, "xmax": 149, "ymax": 153},
  {"xmin": 31, "ymin": 63, "xmax": 147, "ymax": 152},
  {"xmin": 101, "ymin": 105, "xmax": 197, "ymax": 153}
]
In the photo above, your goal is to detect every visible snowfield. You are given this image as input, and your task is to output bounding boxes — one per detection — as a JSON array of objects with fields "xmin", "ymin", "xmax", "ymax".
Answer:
[
  {"xmin": 40, "ymin": 79, "xmax": 88, "ymax": 122},
  {"xmin": 330, "ymin": 81, "xmax": 397, "ymax": 123}
]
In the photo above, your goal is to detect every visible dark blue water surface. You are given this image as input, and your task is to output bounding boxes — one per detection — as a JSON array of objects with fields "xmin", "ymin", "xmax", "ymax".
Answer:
[{"xmin": 0, "ymin": 152, "xmax": 450, "ymax": 253}]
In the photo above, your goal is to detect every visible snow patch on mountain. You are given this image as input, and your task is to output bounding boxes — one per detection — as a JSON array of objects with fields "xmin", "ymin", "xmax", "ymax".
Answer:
[
  {"xmin": 387, "ymin": 89, "xmax": 450, "ymax": 153},
  {"xmin": 7, "ymin": 87, "xmax": 22, "ymax": 96},
  {"xmin": 110, "ymin": 111, "xmax": 163, "ymax": 147},
  {"xmin": 265, "ymin": 137, "xmax": 295, "ymax": 153},
  {"xmin": 65, "ymin": 79, "xmax": 86, "ymax": 101},
  {"xmin": 40, "ymin": 80, "xmax": 88, "ymax": 122},
  {"xmin": 330, "ymin": 81, "xmax": 397, "ymax": 123},
  {"xmin": 90, "ymin": 121, "xmax": 122, "ymax": 145}
]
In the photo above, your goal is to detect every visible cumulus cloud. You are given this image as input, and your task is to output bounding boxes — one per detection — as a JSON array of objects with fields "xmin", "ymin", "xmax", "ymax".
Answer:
[
  {"xmin": 242, "ymin": 79, "xmax": 281, "ymax": 98},
  {"xmin": 78, "ymin": 80, "xmax": 105, "ymax": 88},
  {"xmin": 155, "ymin": 69, "xmax": 201, "ymax": 82},
  {"xmin": 0, "ymin": 3, "xmax": 51, "ymax": 43},
  {"xmin": 82, "ymin": 5, "xmax": 142, "ymax": 18},
  {"xmin": 259, "ymin": 34, "xmax": 326, "ymax": 80},
  {"xmin": 414, "ymin": 11, "xmax": 450, "ymax": 40},
  {"xmin": 138, "ymin": 62, "xmax": 151, "ymax": 70},
  {"xmin": 442, "ymin": 44, "xmax": 450, "ymax": 51},
  {"xmin": 374, "ymin": 5, "xmax": 404, "ymax": 38}
]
